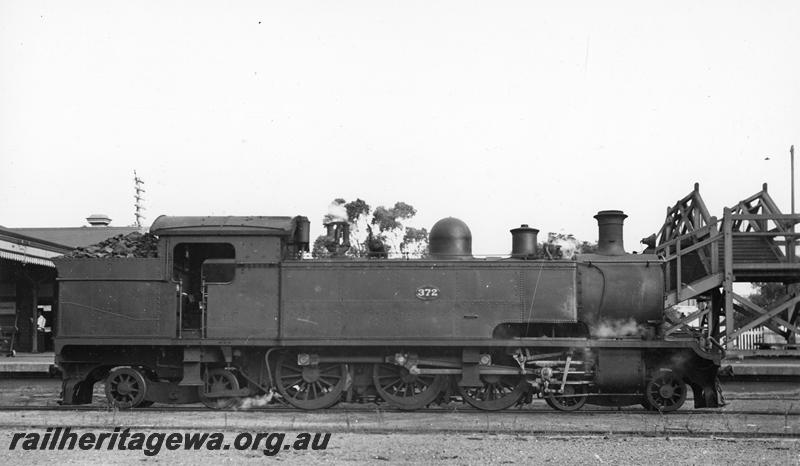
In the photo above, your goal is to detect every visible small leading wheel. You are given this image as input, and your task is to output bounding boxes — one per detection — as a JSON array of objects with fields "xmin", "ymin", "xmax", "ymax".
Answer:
[
  {"xmin": 644, "ymin": 369, "xmax": 687, "ymax": 412},
  {"xmin": 458, "ymin": 374, "xmax": 527, "ymax": 411},
  {"xmin": 545, "ymin": 384, "xmax": 588, "ymax": 412},
  {"xmin": 105, "ymin": 367, "xmax": 148, "ymax": 409},
  {"xmin": 275, "ymin": 353, "xmax": 346, "ymax": 410},
  {"xmin": 199, "ymin": 368, "xmax": 240, "ymax": 410},
  {"xmin": 372, "ymin": 363, "xmax": 446, "ymax": 410}
]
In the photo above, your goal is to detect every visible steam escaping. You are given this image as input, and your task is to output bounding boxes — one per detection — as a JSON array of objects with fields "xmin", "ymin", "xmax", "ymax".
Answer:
[
  {"xmin": 324, "ymin": 200, "xmax": 348, "ymax": 224},
  {"xmin": 544, "ymin": 233, "xmax": 583, "ymax": 260},
  {"xmin": 667, "ymin": 351, "xmax": 691, "ymax": 373},
  {"xmin": 591, "ymin": 318, "xmax": 647, "ymax": 338},
  {"xmin": 235, "ymin": 391, "xmax": 275, "ymax": 410},
  {"xmin": 553, "ymin": 235, "xmax": 581, "ymax": 260}
]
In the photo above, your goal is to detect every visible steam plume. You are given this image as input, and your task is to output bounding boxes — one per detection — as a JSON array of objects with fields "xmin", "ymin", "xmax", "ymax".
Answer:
[
  {"xmin": 235, "ymin": 392, "xmax": 275, "ymax": 410},
  {"xmin": 324, "ymin": 200, "xmax": 348, "ymax": 224},
  {"xmin": 592, "ymin": 318, "xmax": 646, "ymax": 338},
  {"xmin": 544, "ymin": 233, "xmax": 586, "ymax": 259}
]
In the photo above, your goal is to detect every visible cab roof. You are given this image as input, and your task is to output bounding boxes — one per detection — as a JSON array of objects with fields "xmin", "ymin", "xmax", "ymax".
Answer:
[{"xmin": 150, "ymin": 216, "xmax": 295, "ymax": 236}]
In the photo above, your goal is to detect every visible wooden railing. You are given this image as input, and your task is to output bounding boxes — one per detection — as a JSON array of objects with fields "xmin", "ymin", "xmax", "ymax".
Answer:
[{"xmin": 658, "ymin": 209, "xmax": 800, "ymax": 351}]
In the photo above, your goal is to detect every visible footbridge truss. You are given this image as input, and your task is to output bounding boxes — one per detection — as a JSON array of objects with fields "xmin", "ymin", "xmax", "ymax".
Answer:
[{"xmin": 653, "ymin": 183, "xmax": 800, "ymax": 357}]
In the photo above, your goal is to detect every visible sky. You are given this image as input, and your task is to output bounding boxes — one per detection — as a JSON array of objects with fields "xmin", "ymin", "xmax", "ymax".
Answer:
[{"xmin": 1, "ymin": 1, "xmax": 798, "ymax": 255}]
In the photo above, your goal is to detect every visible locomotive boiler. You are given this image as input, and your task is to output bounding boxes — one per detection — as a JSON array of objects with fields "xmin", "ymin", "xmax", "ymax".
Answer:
[{"xmin": 54, "ymin": 210, "xmax": 723, "ymax": 412}]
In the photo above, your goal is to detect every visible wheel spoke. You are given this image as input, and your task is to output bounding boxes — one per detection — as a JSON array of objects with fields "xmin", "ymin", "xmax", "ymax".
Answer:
[
  {"xmin": 275, "ymin": 354, "xmax": 345, "ymax": 410},
  {"xmin": 317, "ymin": 377, "xmax": 335, "ymax": 388},
  {"xmin": 382, "ymin": 377, "xmax": 404, "ymax": 390},
  {"xmin": 645, "ymin": 371, "xmax": 687, "ymax": 412},
  {"xmin": 106, "ymin": 367, "xmax": 148, "ymax": 409},
  {"xmin": 545, "ymin": 385, "xmax": 588, "ymax": 412},
  {"xmin": 280, "ymin": 375, "xmax": 304, "ymax": 385},
  {"xmin": 373, "ymin": 364, "xmax": 444, "ymax": 410}
]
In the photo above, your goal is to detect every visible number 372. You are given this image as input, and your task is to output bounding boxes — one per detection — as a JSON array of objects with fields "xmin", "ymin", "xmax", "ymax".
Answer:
[{"xmin": 415, "ymin": 286, "xmax": 439, "ymax": 300}]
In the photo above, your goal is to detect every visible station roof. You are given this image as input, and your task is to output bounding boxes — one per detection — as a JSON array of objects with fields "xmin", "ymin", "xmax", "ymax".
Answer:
[
  {"xmin": 7, "ymin": 226, "xmax": 141, "ymax": 249},
  {"xmin": 0, "ymin": 227, "xmax": 73, "ymax": 268}
]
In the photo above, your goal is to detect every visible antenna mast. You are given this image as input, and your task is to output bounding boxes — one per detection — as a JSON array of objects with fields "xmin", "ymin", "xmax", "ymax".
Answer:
[{"xmin": 134, "ymin": 170, "xmax": 146, "ymax": 229}]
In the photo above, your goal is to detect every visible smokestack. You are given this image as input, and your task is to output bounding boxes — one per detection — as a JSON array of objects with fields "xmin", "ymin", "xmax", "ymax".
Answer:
[
  {"xmin": 594, "ymin": 210, "xmax": 627, "ymax": 255},
  {"xmin": 510, "ymin": 224, "xmax": 539, "ymax": 258},
  {"xmin": 86, "ymin": 214, "xmax": 111, "ymax": 227}
]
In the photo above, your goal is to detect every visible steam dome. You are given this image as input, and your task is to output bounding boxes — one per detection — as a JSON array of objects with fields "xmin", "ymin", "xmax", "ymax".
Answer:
[{"xmin": 429, "ymin": 217, "xmax": 472, "ymax": 259}]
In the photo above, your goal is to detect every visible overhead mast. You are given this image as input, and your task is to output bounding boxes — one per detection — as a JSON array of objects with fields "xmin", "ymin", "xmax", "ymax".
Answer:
[{"xmin": 134, "ymin": 170, "xmax": 146, "ymax": 230}]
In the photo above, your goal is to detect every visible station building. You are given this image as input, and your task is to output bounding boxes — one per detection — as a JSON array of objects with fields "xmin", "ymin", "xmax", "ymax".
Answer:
[{"xmin": 0, "ymin": 215, "xmax": 139, "ymax": 354}]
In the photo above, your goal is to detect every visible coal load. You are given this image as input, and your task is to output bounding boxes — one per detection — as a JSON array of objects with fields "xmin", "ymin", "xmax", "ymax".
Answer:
[{"xmin": 61, "ymin": 232, "xmax": 159, "ymax": 258}]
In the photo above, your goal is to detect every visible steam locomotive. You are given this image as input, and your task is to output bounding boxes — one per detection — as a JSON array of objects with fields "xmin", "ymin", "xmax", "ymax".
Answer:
[{"xmin": 54, "ymin": 210, "xmax": 723, "ymax": 412}]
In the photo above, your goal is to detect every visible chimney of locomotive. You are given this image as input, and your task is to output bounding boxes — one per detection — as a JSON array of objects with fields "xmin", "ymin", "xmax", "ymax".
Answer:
[
  {"xmin": 594, "ymin": 210, "xmax": 628, "ymax": 255},
  {"xmin": 510, "ymin": 224, "xmax": 539, "ymax": 258}
]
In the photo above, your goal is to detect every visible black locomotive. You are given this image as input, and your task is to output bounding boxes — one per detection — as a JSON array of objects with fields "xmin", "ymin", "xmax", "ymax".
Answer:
[{"xmin": 54, "ymin": 210, "xmax": 722, "ymax": 412}]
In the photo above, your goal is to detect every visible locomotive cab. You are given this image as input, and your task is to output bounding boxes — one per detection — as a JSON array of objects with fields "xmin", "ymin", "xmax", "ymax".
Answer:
[{"xmin": 150, "ymin": 215, "xmax": 308, "ymax": 340}]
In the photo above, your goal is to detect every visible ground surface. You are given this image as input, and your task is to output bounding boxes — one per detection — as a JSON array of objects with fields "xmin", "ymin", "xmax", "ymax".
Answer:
[{"xmin": 1, "ymin": 431, "xmax": 798, "ymax": 464}]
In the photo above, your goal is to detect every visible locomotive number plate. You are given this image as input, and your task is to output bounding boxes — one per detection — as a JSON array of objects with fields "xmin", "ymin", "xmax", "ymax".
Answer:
[{"xmin": 415, "ymin": 286, "xmax": 440, "ymax": 300}]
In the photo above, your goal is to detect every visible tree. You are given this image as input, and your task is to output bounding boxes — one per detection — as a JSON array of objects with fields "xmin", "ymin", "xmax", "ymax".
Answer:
[
  {"xmin": 311, "ymin": 235, "xmax": 331, "ymax": 259},
  {"xmin": 749, "ymin": 282, "xmax": 788, "ymax": 308},
  {"xmin": 312, "ymin": 198, "xmax": 428, "ymax": 259},
  {"xmin": 372, "ymin": 202, "xmax": 417, "ymax": 232},
  {"xmin": 345, "ymin": 198, "xmax": 370, "ymax": 223}
]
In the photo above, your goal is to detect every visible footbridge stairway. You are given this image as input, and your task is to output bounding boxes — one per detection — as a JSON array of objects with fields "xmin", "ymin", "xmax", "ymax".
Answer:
[{"xmin": 652, "ymin": 183, "xmax": 800, "ymax": 358}]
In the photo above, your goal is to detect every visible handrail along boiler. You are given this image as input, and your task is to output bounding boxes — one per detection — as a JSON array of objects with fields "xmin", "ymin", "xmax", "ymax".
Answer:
[{"xmin": 54, "ymin": 210, "xmax": 723, "ymax": 412}]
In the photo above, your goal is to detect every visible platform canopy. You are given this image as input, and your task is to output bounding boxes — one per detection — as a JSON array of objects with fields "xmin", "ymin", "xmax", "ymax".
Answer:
[{"xmin": 0, "ymin": 228, "xmax": 71, "ymax": 268}]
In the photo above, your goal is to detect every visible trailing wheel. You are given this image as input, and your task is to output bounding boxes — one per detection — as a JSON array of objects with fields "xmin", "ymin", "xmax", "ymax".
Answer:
[
  {"xmin": 644, "ymin": 369, "xmax": 687, "ymax": 412},
  {"xmin": 275, "ymin": 353, "xmax": 346, "ymax": 410},
  {"xmin": 545, "ymin": 384, "xmax": 588, "ymax": 412},
  {"xmin": 372, "ymin": 363, "xmax": 446, "ymax": 410},
  {"xmin": 458, "ymin": 374, "xmax": 527, "ymax": 411},
  {"xmin": 199, "ymin": 368, "xmax": 240, "ymax": 410},
  {"xmin": 105, "ymin": 367, "xmax": 148, "ymax": 409}
]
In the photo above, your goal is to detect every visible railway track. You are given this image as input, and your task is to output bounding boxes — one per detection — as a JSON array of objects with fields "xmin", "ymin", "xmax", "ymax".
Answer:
[{"xmin": 0, "ymin": 403, "xmax": 797, "ymax": 417}]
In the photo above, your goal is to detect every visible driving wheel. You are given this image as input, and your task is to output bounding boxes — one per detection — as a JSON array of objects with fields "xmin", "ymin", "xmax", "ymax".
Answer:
[
  {"xmin": 644, "ymin": 369, "xmax": 687, "ymax": 412},
  {"xmin": 275, "ymin": 353, "xmax": 346, "ymax": 410},
  {"xmin": 545, "ymin": 384, "xmax": 588, "ymax": 412},
  {"xmin": 372, "ymin": 363, "xmax": 446, "ymax": 410},
  {"xmin": 458, "ymin": 374, "xmax": 527, "ymax": 411},
  {"xmin": 199, "ymin": 368, "xmax": 240, "ymax": 409},
  {"xmin": 105, "ymin": 367, "xmax": 148, "ymax": 409}
]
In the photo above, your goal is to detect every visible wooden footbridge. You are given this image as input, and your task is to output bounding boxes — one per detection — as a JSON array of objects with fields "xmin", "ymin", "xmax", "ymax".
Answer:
[{"xmin": 654, "ymin": 183, "xmax": 800, "ymax": 359}]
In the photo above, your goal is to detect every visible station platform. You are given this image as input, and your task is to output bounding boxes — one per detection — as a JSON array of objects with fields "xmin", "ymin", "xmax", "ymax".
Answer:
[
  {"xmin": 722, "ymin": 357, "xmax": 800, "ymax": 377},
  {"xmin": 0, "ymin": 352, "xmax": 56, "ymax": 375}
]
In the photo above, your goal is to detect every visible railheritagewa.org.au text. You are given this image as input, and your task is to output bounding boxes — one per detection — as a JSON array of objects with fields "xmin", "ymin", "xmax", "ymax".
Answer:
[{"xmin": 8, "ymin": 427, "xmax": 331, "ymax": 457}]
